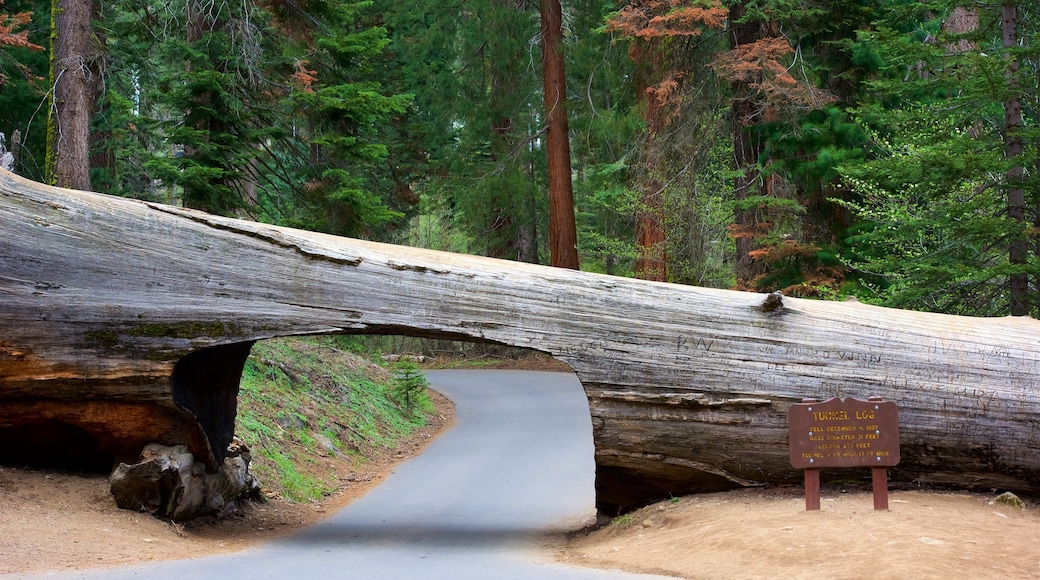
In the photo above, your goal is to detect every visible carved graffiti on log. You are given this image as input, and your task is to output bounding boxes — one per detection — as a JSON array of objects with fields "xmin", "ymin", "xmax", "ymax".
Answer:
[{"xmin": 2, "ymin": 168, "xmax": 1039, "ymax": 512}]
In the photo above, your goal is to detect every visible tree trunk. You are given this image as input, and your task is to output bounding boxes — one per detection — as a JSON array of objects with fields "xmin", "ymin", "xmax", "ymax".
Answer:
[
  {"xmin": 633, "ymin": 45, "xmax": 667, "ymax": 282},
  {"xmin": 634, "ymin": 204, "xmax": 667, "ymax": 280},
  {"xmin": 728, "ymin": 4, "xmax": 767, "ymax": 287},
  {"xmin": 2, "ymin": 170, "xmax": 1040, "ymax": 512},
  {"xmin": 48, "ymin": 0, "xmax": 101, "ymax": 190},
  {"xmin": 1002, "ymin": 3, "xmax": 1028, "ymax": 316},
  {"xmin": 540, "ymin": 0, "xmax": 579, "ymax": 270}
]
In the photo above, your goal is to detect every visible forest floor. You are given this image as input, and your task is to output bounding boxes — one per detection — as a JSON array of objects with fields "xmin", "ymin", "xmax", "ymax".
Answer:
[{"xmin": 2, "ymin": 356, "xmax": 1037, "ymax": 578}]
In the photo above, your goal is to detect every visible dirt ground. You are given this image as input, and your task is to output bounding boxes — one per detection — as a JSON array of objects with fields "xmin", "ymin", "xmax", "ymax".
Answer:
[
  {"xmin": 2, "ymin": 381, "xmax": 1038, "ymax": 578},
  {"xmin": 555, "ymin": 486, "xmax": 1040, "ymax": 580},
  {"xmin": 0, "ymin": 393, "xmax": 456, "ymax": 576}
]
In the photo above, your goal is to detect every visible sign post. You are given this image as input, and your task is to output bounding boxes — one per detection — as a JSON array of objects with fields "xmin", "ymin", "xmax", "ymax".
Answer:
[{"xmin": 789, "ymin": 397, "xmax": 899, "ymax": 511}]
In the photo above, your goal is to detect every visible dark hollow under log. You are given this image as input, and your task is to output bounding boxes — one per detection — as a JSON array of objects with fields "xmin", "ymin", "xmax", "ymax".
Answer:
[{"xmin": 2, "ymin": 169, "xmax": 1039, "ymax": 512}]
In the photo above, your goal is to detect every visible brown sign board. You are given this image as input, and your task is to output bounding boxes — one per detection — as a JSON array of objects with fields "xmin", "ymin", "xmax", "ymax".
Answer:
[{"xmin": 789, "ymin": 397, "xmax": 900, "ymax": 470}]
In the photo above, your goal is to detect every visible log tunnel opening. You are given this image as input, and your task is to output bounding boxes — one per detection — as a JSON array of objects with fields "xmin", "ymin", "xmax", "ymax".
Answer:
[
  {"xmin": 169, "ymin": 334, "xmax": 742, "ymax": 516},
  {"xmin": 0, "ymin": 420, "xmax": 113, "ymax": 472},
  {"xmin": 195, "ymin": 332, "xmax": 616, "ymax": 511},
  {"xmin": 170, "ymin": 340, "xmax": 256, "ymax": 467}
]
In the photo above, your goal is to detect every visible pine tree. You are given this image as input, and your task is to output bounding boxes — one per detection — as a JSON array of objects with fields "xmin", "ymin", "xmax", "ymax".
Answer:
[
  {"xmin": 89, "ymin": 0, "xmax": 415, "ymax": 237},
  {"xmin": 47, "ymin": 0, "xmax": 102, "ymax": 190},
  {"xmin": 721, "ymin": 0, "xmax": 879, "ymax": 297},
  {"xmin": 0, "ymin": 0, "xmax": 46, "ymax": 178},
  {"xmin": 269, "ymin": 0, "xmax": 414, "ymax": 237},
  {"xmin": 540, "ymin": 0, "xmax": 579, "ymax": 269},
  {"xmin": 837, "ymin": 1, "xmax": 1039, "ymax": 316},
  {"xmin": 606, "ymin": 0, "xmax": 728, "ymax": 281}
]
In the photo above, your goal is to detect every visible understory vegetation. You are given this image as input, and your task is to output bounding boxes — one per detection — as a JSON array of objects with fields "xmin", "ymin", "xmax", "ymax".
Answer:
[{"xmin": 236, "ymin": 336, "xmax": 434, "ymax": 502}]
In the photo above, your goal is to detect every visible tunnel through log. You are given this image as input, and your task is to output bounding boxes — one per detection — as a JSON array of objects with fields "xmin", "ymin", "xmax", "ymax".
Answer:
[
  {"xmin": 0, "ymin": 419, "xmax": 111, "ymax": 471},
  {"xmin": 2, "ymin": 168, "xmax": 1040, "ymax": 511},
  {"xmin": 171, "ymin": 341, "xmax": 255, "ymax": 467}
]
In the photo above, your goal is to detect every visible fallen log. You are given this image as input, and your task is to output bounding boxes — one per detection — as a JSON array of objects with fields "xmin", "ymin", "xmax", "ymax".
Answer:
[{"xmin": 2, "ymin": 169, "xmax": 1039, "ymax": 512}]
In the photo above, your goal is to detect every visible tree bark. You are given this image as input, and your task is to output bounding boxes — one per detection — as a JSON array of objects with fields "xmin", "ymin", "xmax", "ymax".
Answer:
[
  {"xmin": 2, "ymin": 170, "xmax": 1040, "ymax": 511},
  {"xmin": 634, "ymin": 204, "xmax": 666, "ymax": 280},
  {"xmin": 633, "ymin": 44, "xmax": 667, "ymax": 282},
  {"xmin": 48, "ymin": 0, "xmax": 101, "ymax": 190},
  {"xmin": 728, "ymin": 3, "xmax": 768, "ymax": 287},
  {"xmin": 540, "ymin": 0, "xmax": 579, "ymax": 270},
  {"xmin": 1002, "ymin": 3, "xmax": 1028, "ymax": 316}
]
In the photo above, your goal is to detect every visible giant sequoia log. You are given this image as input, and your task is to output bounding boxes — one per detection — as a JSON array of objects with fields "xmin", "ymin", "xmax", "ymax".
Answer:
[{"xmin": 2, "ymin": 169, "xmax": 1039, "ymax": 511}]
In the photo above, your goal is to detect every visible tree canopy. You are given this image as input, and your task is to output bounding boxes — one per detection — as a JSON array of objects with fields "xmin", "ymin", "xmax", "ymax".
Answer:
[{"xmin": 1, "ymin": 0, "xmax": 1035, "ymax": 317}]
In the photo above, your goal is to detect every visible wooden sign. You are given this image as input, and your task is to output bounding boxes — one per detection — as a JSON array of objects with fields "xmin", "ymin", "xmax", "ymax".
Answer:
[
  {"xmin": 789, "ymin": 397, "xmax": 900, "ymax": 469},
  {"xmin": 789, "ymin": 397, "xmax": 900, "ymax": 510}
]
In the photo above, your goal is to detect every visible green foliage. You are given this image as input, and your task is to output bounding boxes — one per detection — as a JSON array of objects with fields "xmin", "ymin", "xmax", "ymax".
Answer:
[
  {"xmin": 575, "ymin": 159, "xmax": 639, "ymax": 276},
  {"xmin": 85, "ymin": 0, "xmax": 416, "ymax": 236},
  {"xmin": 568, "ymin": 0, "xmax": 642, "ymax": 275},
  {"xmin": 385, "ymin": 0, "xmax": 636, "ymax": 263},
  {"xmin": 835, "ymin": 1, "xmax": 1040, "ymax": 316},
  {"xmin": 237, "ymin": 336, "xmax": 433, "ymax": 502},
  {"xmin": 6, "ymin": 0, "xmax": 1036, "ymax": 318},
  {"xmin": 0, "ymin": 0, "xmax": 48, "ymax": 180},
  {"xmin": 391, "ymin": 360, "xmax": 432, "ymax": 415},
  {"xmin": 837, "ymin": 112, "xmax": 1031, "ymax": 315},
  {"xmin": 764, "ymin": 106, "xmax": 870, "ymax": 191},
  {"xmin": 271, "ymin": 0, "xmax": 417, "ymax": 237},
  {"xmin": 612, "ymin": 514, "xmax": 634, "ymax": 526},
  {"xmin": 400, "ymin": 194, "xmax": 475, "ymax": 254},
  {"xmin": 661, "ymin": 133, "xmax": 736, "ymax": 288}
]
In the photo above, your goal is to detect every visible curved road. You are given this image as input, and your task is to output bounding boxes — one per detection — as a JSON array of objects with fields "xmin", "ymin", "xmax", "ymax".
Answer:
[{"xmin": 21, "ymin": 371, "xmax": 668, "ymax": 579}]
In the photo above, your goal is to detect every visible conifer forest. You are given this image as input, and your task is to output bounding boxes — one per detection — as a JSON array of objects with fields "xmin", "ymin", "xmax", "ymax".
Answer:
[{"xmin": 1, "ymin": 0, "xmax": 1037, "ymax": 318}]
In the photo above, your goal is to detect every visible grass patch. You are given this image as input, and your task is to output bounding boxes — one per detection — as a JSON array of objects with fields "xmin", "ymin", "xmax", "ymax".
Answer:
[
  {"xmin": 237, "ymin": 336, "xmax": 434, "ymax": 502},
  {"xmin": 612, "ymin": 514, "xmax": 635, "ymax": 526}
]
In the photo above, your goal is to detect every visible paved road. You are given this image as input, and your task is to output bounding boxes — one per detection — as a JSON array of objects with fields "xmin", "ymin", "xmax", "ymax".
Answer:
[{"xmin": 20, "ymin": 371, "xmax": 668, "ymax": 579}]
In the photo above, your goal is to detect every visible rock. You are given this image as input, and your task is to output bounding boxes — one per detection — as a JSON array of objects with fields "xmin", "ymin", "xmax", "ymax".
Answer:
[
  {"xmin": 990, "ymin": 491, "xmax": 1026, "ymax": 510},
  {"xmin": 110, "ymin": 441, "xmax": 261, "ymax": 521},
  {"xmin": 380, "ymin": 354, "xmax": 427, "ymax": 363}
]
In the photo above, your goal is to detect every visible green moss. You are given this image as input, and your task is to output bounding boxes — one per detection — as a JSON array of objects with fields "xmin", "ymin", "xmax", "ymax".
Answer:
[
  {"xmin": 45, "ymin": 1, "xmax": 61, "ymax": 185},
  {"xmin": 127, "ymin": 321, "xmax": 233, "ymax": 339},
  {"xmin": 85, "ymin": 329, "xmax": 120, "ymax": 349},
  {"xmin": 992, "ymin": 492, "xmax": 1026, "ymax": 510},
  {"xmin": 86, "ymin": 321, "xmax": 237, "ymax": 355},
  {"xmin": 145, "ymin": 349, "xmax": 183, "ymax": 362}
]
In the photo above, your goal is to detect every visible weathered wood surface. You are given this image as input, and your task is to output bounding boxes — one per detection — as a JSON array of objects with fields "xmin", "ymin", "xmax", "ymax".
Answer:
[{"xmin": 2, "ymin": 169, "xmax": 1039, "ymax": 510}]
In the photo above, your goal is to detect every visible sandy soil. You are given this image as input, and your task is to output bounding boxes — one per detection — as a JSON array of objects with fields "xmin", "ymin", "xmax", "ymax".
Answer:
[
  {"xmin": 2, "ymin": 381, "xmax": 1037, "ymax": 579},
  {"xmin": 555, "ymin": 486, "xmax": 1040, "ymax": 580},
  {"xmin": 0, "ymin": 392, "xmax": 455, "ymax": 576}
]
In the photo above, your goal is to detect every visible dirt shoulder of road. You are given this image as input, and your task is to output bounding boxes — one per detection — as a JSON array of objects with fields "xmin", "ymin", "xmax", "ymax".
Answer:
[
  {"xmin": 0, "ymin": 390, "xmax": 455, "ymax": 576},
  {"xmin": 552, "ymin": 485, "xmax": 1040, "ymax": 580}
]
